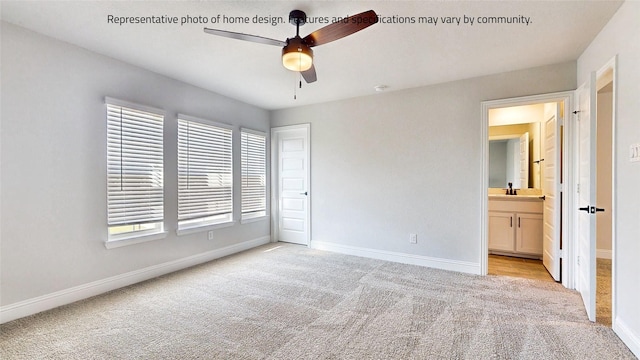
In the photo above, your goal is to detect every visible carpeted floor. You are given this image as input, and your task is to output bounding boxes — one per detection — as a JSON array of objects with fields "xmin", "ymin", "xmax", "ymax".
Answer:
[
  {"xmin": 0, "ymin": 243, "xmax": 634, "ymax": 359},
  {"xmin": 488, "ymin": 254, "xmax": 614, "ymax": 328}
]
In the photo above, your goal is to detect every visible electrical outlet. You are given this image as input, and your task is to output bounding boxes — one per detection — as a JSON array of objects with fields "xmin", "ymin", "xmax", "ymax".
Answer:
[
  {"xmin": 208, "ymin": 231, "xmax": 214, "ymax": 240},
  {"xmin": 630, "ymin": 143, "xmax": 640, "ymax": 162},
  {"xmin": 409, "ymin": 233, "xmax": 417, "ymax": 244}
]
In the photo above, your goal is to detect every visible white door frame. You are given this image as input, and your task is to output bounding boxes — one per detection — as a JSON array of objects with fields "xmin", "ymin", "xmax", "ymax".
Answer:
[
  {"xmin": 581, "ymin": 55, "xmax": 617, "ymax": 323},
  {"xmin": 270, "ymin": 124, "xmax": 311, "ymax": 245},
  {"xmin": 597, "ymin": 56, "xmax": 617, "ymax": 325},
  {"xmin": 481, "ymin": 91, "xmax": 575, "ymax": 289}
]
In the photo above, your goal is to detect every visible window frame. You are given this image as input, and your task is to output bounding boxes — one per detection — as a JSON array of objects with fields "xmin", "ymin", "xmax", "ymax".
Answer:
[
  {"xmin": 176, "ymin": 114, "xmax": 235, "ymax": 235},
  {"xmin": 240, "ymin": 128, "xmax": 268, "ymax": 223},
  {"xmin": 104, "ymin": 97, "xmax": 167, "ymax": 248}
]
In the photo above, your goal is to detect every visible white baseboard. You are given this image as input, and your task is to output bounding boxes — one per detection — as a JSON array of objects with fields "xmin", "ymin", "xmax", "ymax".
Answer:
[
  {"xmin": 0, "ymin": 236, "xmax": 270, "ymax": 324},
  {"xmin": 614, "ymin": 317, "xmax": 640, "ymax": 358},
  {"xmin": 597, "ymin": 248, "xmax": 612, "ymax": 259},
  {"xmin": 310, "ymin": 240, "xmax": 480, "ymax": 275}
]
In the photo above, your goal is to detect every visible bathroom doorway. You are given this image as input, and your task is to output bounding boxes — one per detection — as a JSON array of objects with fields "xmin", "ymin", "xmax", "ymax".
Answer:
[{"xmin": 480, "ymin": 92, "xmax": 574, "ymax": 289}]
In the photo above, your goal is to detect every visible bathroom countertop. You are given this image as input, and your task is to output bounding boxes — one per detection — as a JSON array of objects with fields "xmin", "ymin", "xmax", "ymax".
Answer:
[{"xmin": 488, "ymin": 194, "xmax": 544, "ymax": 201}]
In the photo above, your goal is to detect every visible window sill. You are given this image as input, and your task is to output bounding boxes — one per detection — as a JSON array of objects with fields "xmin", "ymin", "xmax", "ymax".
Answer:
[
  {"xmin": 176, "ymin": 221, "xmax": 235, "ymax": 236},
  {"xmin": 105, "ymin": 231, "xmax": 168, "ymax": 249},
  {"xmin": 240, "ymin": 215, "xmax": 269, "ymax": 224}
]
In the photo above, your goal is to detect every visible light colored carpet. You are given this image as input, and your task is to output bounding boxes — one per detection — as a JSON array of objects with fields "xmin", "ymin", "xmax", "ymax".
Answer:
[{"xmin": 0, "ymin": 243, "xmax": 634, "ymax": 359}]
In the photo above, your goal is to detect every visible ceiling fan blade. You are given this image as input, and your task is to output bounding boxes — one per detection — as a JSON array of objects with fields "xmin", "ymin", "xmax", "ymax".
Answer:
[
  {"xmin": 303, "ymin": 10, "xmax": 378, "ymax": 47},
  {"xmin": 204, "ymin": 28, "xmax": 286, "ymax": 47},
  {"xmin": 301, "ymin": 64, "xmax": 317, "ymax": 83}
]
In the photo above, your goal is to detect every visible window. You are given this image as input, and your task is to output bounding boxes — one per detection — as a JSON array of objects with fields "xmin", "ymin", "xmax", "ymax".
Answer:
[
  {"xmin": 178, "ymin": 115, "xmax": 233, "ymax": 231},
  {"xmin": 106, "ymin": 99, "xmax": 164, "ymax": 240},
  {"xmin": 241, "ymin": 129, "xmax": 267, "ymax": 221}
]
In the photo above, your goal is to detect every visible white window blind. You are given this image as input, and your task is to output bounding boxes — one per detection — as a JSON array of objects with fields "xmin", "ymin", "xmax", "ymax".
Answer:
[
  {"xmin": 241, "ymin": 129, "xmax": 267, "ymax": 220},
  {"xmin": 106, "ymin": 100, "xmax": 164, "ymax": 238},
  {"xmin": 178, "ymin": 116, "xmax": 233, "ymax": 229}
]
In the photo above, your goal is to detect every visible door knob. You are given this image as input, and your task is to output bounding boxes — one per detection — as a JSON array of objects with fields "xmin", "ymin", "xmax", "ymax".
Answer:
[
  {"xmin": 300, "ymin": 191, "xmax": 308, "ymax": 196},
  {"xmin": 579, "ymin": 206, "xmax": 606, "ymax": 213}
]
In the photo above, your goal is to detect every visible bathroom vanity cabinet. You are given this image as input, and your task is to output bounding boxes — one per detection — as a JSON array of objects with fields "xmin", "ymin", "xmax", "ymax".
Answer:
[{"xmin": 488, "ymin": 196, "xmax": 543, "ymax": 258}]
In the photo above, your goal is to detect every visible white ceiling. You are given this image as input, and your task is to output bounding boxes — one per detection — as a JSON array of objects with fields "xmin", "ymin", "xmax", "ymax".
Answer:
[{"xmin": 0, "ymin": 1, "xmax": 623, "ymax": 110}]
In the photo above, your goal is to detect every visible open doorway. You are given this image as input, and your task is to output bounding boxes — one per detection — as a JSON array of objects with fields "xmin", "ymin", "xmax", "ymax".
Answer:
[
  {"xmin": 595, "ymin": 66, "xmax": 614, "ymax": 327},
  {"xmin": 481, "ymin": 92, "xmax": 574, "ymax": 289},
  {"xmin": 486, "ymin": 101, "xmax": 562, "ymax": 282}
]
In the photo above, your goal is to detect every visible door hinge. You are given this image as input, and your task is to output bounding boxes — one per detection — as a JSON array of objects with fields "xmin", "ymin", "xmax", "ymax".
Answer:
[
  {"xmin": 558, "ymin": 249, "xmax": 564, "ymax": 259},
  {"xmin": 577, "ymin": 183, "xmax": 580, "ymax": 193}
]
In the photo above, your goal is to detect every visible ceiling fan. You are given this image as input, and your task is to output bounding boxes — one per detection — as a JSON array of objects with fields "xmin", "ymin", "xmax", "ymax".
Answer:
[{"xmin": 203, "ymin": 10, "xmax": 379, "ymax": 84}]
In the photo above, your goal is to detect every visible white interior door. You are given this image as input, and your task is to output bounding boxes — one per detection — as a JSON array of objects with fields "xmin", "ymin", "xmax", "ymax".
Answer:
[
  {"xmin": 543, "ymin": 103, "xmax": 561, "ymax": 281},
  {"xmin": 576, "ymin": 72, "xmax": 597, "ymax": 321},
  {"xmin": 519, "ymin": 132, "xmax": 529, "ymax": 189},
  {"xmin": 272, "ymin": 125, "xmax": 310, "ymax": 245}
]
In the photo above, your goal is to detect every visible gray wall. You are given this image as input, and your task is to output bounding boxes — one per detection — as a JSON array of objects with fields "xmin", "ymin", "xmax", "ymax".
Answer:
[
  {"xmin": 577, "ymin": 1, "xmax": 640, "ymax": 354},
  {"xmin": 271, "ymin": 62, "xmax": 576, "ymax": 264},
  {"xmin": 0, "ymin": 23, "xmax": 270, "ymax": 306}
]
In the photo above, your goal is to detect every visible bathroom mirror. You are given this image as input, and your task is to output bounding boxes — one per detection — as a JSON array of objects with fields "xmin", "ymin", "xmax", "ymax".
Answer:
[{"xmin": 489, "ymin": 122, "xmax": 542, "ymax": 189}]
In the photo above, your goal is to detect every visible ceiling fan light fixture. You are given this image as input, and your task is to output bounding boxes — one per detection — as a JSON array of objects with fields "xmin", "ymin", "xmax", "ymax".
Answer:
[
  {"xmin": 282, "ymin": 37, "xmax": 313, "ymax": 72},
  {"xmin": 205, "ymin": 9, "xmax": 379, "ymax": 84}
]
